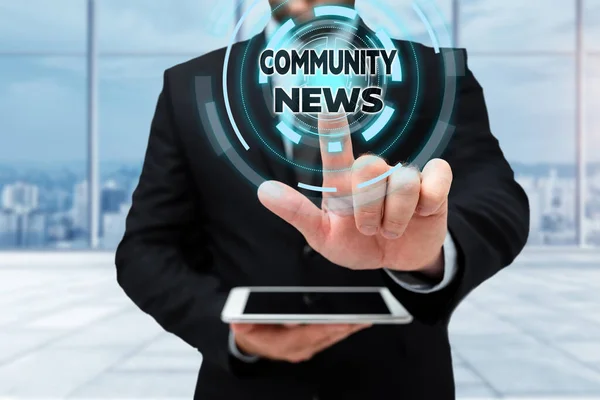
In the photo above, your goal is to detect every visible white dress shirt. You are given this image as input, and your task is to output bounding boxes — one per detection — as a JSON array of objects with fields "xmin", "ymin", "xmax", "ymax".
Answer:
[{"xmin": 229, "ymin": 19, "xmax": 459, "ymax": 362}]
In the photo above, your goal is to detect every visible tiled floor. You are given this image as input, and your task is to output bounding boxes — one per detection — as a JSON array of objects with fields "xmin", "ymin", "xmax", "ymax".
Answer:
[{"xmin": 0, "ymin": 252, "xmax": 599, "ymax": 399}]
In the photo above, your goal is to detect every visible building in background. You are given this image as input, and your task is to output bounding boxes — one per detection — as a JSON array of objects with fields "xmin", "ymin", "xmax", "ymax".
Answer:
[
  {"xmin": 71, "ymin": 181, "xmax": 89, "ymax": 236},
  {"xmin": 100, "ymin": 180, "xmax": 129, "ymax": 246},
  {"xmin": 0, "ymin": 211, "xmax": 19, "ymax": 248},
  {"xmin": 1, "ymin": 182, "xmax": 39, "ymax": 213},
  {"xmin": 585, "ymin": 168, "xmax": 600, "ymax": 245},
  {"xmin": 19, "ymin": 211, "xmax": 47, "ymax": 247},
  {"xmin": 516, "ymin": 175, "xmax": 542, "ymax": 245},
  {"xmin": 102, "ymin": 203, "xmax": 131, "ymax": 249},
  {"xmin": 0, "ymin": 182, "xmax": 47, "ymax": 248},
  {"xmin": 101, "ymin": 180, "xmax": 127, "ymax": 214}
]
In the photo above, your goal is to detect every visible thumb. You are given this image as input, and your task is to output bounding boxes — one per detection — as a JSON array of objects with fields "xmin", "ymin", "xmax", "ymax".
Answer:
[
  {"xmin": 230, "ymin": 323, "xmax": 256, "ymax": 334},
  {"xmin": 257, "ymin": 181, "xmax": 324, "ymax": 245}
]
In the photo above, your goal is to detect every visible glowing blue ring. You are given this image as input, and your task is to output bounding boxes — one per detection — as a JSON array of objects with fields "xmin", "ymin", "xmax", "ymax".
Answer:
[
  {"xmin": 412, "ymin": 2, "xmax": 441, "ymax": 54},
  {"xmin": 298, "ymin": 182, "xmax": 338, "ymax": 193},
  {"xmin": 259, "ymin": 18, "xmax": 297, "ymax": 84},
  {"xmin": 362, "ymin": 105, "xmax": 395, "ymax": 142},
  {"xmin": 276, "ymin": 121, "xmax": 302, "ymax": 144},
  {"xmin": 357, "ymin": 163, "xmax": 397, "ymax": 189},
  {"xmin": 216, "ymin": 0, "xmax": 457, "ymax": 205},
  {"xmin": 235, "ymin": 4, "xmax": 421, "ymax": 172},
  {"xmin": 314, "ymin": 5, "xmax": 358, "ymax": 20},
  {"xmin": 333, "ymin": 20, "xmax": 358, "ymax": 29},
  {"xmin": 267, "ymin": 18, "xmax": 296, "ymax": 49},
  {"xmin": 358, "ymin": 0, "xmax": 458, "ymax": 190},
  {"xmin": 221, "ymin": 0, "xmax": 267, "ymax": 151},
  {"xmin": 375, "ymin": 29, "xmax": 402, "ymax": 82}
]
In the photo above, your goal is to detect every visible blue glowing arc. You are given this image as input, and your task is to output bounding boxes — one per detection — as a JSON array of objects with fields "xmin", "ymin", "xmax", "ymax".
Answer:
[
  {"xmin": 375, "ymin": 29, "xmax": 403, "ymax": 82},
  {"xmin": 221, "ymin": 0, "xmax": 258, "ymax": 151},
  {"xmin": 412, "ymin": 2, "xmax": 441, "ymax": 54},
  {"xmin": 357, "ymin": 163, "xmax": 398, "ymax": 189},
  {"xmin": 276, "ymin": 121, "xmax": 302, "ymax": 144},
  {"xmin": 259, "ymin": 18, "xmax": 297, "ymax": 84},
  {"xmin": 313, "ymin": 5, "xmax": 358, "ymax": 20},
  {"xmin": 298, "ymin": 182, "xmax": 338, "ymax": 193},
  {"xmin": 362, "ymin": 105, "xmax": 395, "ymax": 142}
]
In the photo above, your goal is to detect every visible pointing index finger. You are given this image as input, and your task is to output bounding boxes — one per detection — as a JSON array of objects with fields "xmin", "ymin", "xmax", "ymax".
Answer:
[{"xmin": 318, "ymin": 113, "xmax": 354, "ymax": 192}]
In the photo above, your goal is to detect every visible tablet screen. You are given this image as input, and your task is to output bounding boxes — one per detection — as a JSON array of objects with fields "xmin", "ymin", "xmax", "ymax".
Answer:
[{"xmin": 243, "ymin": 291, "xmax": 391, "ymax": 315}]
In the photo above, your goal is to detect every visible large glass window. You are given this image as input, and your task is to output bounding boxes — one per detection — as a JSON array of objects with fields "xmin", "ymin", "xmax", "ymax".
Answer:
[
  {"xmin": 459, "ymin": 0, "xmax": 579, "ymax": 246},
  {"xmin": 0, "ymin": 1, "xmax": 87, "ymax": 250},
  {"xmin": 584, "ymin": 0, "xmax": 600, "ymax": 245},
  {"xmin": 97, "ymin": 57, "xmax": 192, "ymax": 249},
  {"xmin": 468, "ymin": 57, "xmax": 577, "ymax": 245},
  {"xmin": 0, "ymin": 0, "xmax": 86, "ymax": 52},
  {"xmin": 357, "ymin": 0, "xmax": 453, "ymax": 46},
  {"xmin": 584, "ymin": 0, "xmax": 599, "ymax": 52},
  {"xmin": 0, "ymin": 1, "xmax": 597, "ymax": 250},
  {"xmin": 97, "ymin": 0, "xmax": 233, "ymax": 54},
  {"xmin": 0, "ymin": 58, "xmax": 87, "ymax": 249},
  {"xmin": 585, "ymin": 57, "xmax": 600, "ymax": 245},
  {"xmin": 96, "ymin": 1, "xmax": 233, "ymax": 249},
  {"xmin": 460, "ymin": 0, "xmax": 576, "ymax": 53}
]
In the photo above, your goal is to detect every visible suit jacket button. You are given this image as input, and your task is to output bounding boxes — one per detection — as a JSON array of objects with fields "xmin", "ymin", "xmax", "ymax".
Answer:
[
  {"xmin": 302, "ymin": 244, "xmax": 314, "ymax": 257},
  {"xmin": 303, "ymin": 293, "xmax": 314, "ymax": 305}
]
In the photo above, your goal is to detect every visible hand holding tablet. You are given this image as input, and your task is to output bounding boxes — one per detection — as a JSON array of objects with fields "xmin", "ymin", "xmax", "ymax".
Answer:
[
  {"xmin": 230, "ymin": 322, "xmax": 372, "ymax": 364},
  {"xmin": 223, "ymin": 287, "xmax": 412, "ymax": 363}
]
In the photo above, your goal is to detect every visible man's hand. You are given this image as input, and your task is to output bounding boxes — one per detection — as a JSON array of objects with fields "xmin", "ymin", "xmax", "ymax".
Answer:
[
  {"xmin": 231, "ymin": 323, "xmax": 371, "ymax": 363},
  {"xmin": 258, "ymin": 114, "xmax": 452, "ymax": 278}
]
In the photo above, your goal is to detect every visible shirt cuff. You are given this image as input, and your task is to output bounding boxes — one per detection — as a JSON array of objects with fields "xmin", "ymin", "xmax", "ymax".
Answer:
[
  {"xmin": 228, "ymin": 330, "xmax": 260, "ymax": 363},
  {"xmin": 384, "ymin": 232, "xmax": 458, "ymax": 294}
]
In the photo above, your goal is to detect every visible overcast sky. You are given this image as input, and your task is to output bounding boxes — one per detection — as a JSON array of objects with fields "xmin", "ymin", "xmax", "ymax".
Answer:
[{"xmin": 0, "ymin": 0, "xmax": 598, "ymax": 166}]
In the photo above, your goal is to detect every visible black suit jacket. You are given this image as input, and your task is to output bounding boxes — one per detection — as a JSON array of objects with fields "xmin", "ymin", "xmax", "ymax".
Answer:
[{"xmin": 115, "ymin": 24, "xmax": 530, "ymax": 400}]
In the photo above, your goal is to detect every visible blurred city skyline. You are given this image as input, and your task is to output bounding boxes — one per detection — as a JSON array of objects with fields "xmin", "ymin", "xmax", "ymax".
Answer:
[{"xmin": 0, "ymin": 0, "xmax": 598, "ymax": 249}]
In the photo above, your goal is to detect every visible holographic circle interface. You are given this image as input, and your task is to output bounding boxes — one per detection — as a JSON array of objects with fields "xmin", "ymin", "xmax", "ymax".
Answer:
[{"xmin": 197, "ymin": 0, "xmax": 464, "ymax": 209}]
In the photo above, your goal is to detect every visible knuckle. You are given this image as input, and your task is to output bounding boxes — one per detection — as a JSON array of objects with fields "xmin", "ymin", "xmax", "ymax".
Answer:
[
  {"xmin": 356, "ymin": 208, "xmax": 382, "ymax": 224},
  {"xmin": 358, "ymin": 208, "xmax": 381, "ymax": 218},
  {"xmin": 430, "ymin": 173, "xmax": 453, "ymax": 191},
  {"xmin": 403, "ymin": 178, "xmax": 421, "ymax": 193},
  {"xmin": 426, "ymin": 158, "xmax": 451, "ymax": 173},
  {"xmin": 390, "ymin": 180, "xmax": 420, "ymax": 196},
  {"xmin": 323, "ymin": 196, "xmax": 354, "ymax": 216},
  {"xmin": 423, "ymin": 162, "xmax": 453, "ymax": 190},
  {"xmin": 382, "ymin": 218, "xmax": 408, "ymax": 232},
  {"xmin": 353, "ymin": 184, "xmax": 386, "ymax": 206},
  {"xmin": 388, "ymin": 170, "xmax": 420, "ymax": 196},
  {"xmin": 422, "ymin": 189, "xmax": 446, "ymax": 205},
  {"xmin": 352, "ymin": 155, "xmax": 387, "ymax": 176},
  {"xmin": 287, "ymin": 202, "xmax": 304, "ymax": 226}
]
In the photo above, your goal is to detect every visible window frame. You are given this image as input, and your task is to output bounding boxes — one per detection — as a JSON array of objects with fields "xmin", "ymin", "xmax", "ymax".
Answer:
[
  {"xmin": 453, "ymin": 0, "xmax": 591, "ymax": 248},
  {"xmin": 0, "ymin": 0, "xmax": 594, "ymax": 251}
]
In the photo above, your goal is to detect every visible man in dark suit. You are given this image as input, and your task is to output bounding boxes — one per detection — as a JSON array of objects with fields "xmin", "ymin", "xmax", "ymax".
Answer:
[{"xmin": 115, "ymin": 0, "xmax": 530, "ymax": 399}]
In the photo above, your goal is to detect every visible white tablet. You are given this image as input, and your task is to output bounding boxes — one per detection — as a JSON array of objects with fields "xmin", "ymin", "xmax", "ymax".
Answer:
[{"xmin": 221, "ymin": 286, "xmax": 413, "ymax": 324}]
